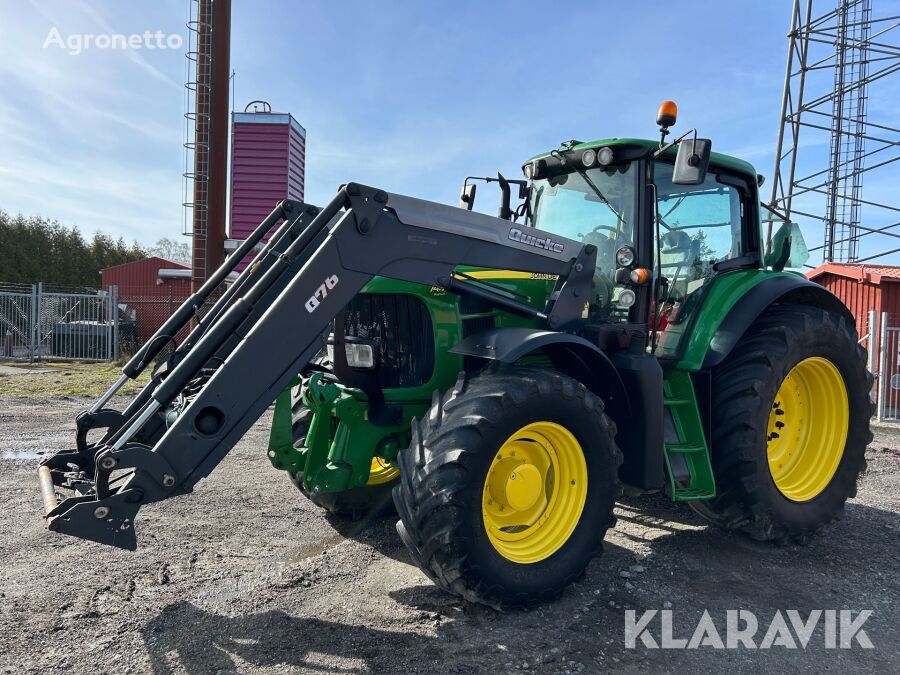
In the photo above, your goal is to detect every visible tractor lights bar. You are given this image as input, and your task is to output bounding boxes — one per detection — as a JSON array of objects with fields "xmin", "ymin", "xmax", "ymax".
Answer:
[
  {"xmin": 522, "ymin": 145, "xmax": 616, "ymax": 181},
  {"xmin": 613, "ymin": 244, "xmax": 652, "ymax": 287}
]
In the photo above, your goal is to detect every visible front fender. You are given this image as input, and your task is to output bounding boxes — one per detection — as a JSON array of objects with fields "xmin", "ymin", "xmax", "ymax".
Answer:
[
  {"xmin": 450, "ymin": 327, "xmax": 631, "ymax": 418},
  {"xmin": 451, "ymin": 326, "xmax": 668, "ymax": 489}
]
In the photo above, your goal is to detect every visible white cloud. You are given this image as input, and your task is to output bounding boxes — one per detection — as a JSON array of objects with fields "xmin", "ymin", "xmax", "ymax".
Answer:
[{"xmin": 0, "ymin": 1, "xmax": 186, "ymax": 244}]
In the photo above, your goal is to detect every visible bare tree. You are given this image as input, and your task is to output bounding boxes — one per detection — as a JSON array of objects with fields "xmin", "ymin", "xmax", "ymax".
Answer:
[{"xmin": 149, "ymin": 237, "xmax": 191, "ymax": 264}]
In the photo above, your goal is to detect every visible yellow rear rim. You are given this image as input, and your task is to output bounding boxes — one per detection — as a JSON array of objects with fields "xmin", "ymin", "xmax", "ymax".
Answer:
[
  {"xmin": 767, "ymin": 357, "xmax": 849, "ymax": 502},
  {"xmin": 367, "ymin": 457, "xmax": 399, "ymax": 485},
  {"xmin": 482, "ymin": 422, "xmax": 588, "ymax": 564}
]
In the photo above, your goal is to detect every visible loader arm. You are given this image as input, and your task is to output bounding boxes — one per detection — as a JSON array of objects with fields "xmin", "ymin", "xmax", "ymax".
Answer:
[{"xmin": 38, "ymin": 183, "xmax": 597, "ymax": 549}]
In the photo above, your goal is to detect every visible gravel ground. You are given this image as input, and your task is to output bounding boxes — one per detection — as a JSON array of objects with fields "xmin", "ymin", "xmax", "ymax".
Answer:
[{"xmin": 0, "ymin": 396, "xmax": 897, "ymax": 674}]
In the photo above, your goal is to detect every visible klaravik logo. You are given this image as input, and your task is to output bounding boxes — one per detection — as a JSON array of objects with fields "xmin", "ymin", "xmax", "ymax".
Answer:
[
  {"xmin": 508, "ymin": 228, "xmax": 564, "ymax": 253},
  {"xmin": 625, "ymin": 609, "xmax": 874, "ymax": 649}
]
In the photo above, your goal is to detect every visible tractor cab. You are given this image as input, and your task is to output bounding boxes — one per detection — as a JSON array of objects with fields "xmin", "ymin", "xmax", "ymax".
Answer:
[{"xmin": 519, "ymin": 104, "xmax": 766, "ymax": 361}]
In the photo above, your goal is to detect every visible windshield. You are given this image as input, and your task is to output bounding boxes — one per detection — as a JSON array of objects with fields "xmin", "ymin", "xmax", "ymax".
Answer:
[
  {"xmin": 529, "ymin": 164, "xmax": 636, "ymax": 241},
  {"xmin": 529, "ymin": 163, "xmax": 637, "ymax": 322}
]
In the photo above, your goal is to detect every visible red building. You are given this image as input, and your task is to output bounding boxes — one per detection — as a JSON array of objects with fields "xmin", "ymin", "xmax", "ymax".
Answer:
[
  {"xmin": 229, "ymin": 107, "xmax": 306, "ymax": 268},
  {"xmin": 808, "ymin": 263, "xmax": 900, "ymax": 416},
  {"xmin": 807, "ymin": 263, "xmax": 900, "ymax": 341},
  {"xmin": 101, "ymin": 257, "xmax": 191, "ymax": 348}
]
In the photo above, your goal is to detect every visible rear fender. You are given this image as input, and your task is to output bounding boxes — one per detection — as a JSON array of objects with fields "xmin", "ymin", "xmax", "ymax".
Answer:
[{"xmin": 701, "ymin": 275, "xmax": 854, "ymax": 369}]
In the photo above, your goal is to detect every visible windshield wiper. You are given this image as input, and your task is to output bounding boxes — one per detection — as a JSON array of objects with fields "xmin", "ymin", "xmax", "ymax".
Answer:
[{"xmin": 575, "ymin": 168, "xmax": 628, "ymax": 231}]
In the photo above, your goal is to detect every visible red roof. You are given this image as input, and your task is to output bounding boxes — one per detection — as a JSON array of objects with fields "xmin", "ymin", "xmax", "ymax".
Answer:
[
  {"xmin": 101, "ymin": 256, "xmax": 189, "ymax": 273},
  {"xmin": 806, "ymin": 263, "xmax": 900, "ymax": 285}
]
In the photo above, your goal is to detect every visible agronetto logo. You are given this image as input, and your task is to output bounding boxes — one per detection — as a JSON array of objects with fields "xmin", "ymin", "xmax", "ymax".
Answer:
[
  {"xmin": 625, "ymin": 609, "xmax": 874, "ymax": 649},
  {"xmin": 42, "ymin": 27, "xmax": 182, "ymax": 56}
]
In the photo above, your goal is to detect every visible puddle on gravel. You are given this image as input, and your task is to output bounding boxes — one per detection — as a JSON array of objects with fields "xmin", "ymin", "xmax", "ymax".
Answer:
[
  {"xmin": 1, "ymin": 450, "xmax": 45, "ymax": 460},
  {"xmin": 281, "ymin": 531, "xmax": 347, "ymax": 565}
]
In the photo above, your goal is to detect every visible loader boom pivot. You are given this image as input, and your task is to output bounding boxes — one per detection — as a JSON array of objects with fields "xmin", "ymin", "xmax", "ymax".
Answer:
[{"xmin": 38, "ymin": 183, "xmax": 596, "ymax": 549}]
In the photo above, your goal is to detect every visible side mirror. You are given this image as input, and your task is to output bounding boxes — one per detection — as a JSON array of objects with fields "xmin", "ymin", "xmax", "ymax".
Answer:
[
  {"xmin": 459, "ymin": 183, "xmax": 476, "ymax": 210},
  {"xmin": 672, "ymin": 138, "xmax": 712, "ymax": 185}
]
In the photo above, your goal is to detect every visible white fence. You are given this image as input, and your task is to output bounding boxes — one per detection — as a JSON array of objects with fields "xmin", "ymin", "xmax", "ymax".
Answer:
[{"xmin": 0, "ymin": 283, "xmax": 121, "ymax": 362}]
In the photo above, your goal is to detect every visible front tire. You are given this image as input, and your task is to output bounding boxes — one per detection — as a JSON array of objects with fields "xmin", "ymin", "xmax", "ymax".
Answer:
[
  {"xmin": 691, "ymin": 304, "xmax": 873, "ymax": 543},
  {"xmin": 393, "ymin": 367, "xmax": 622, "ymax": 608}
]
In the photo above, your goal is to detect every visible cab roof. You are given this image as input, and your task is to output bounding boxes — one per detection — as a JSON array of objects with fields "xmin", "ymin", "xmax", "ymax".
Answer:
[{"xmin": 526, "ymin": 137, "xmax": 759, "ymax": 182}]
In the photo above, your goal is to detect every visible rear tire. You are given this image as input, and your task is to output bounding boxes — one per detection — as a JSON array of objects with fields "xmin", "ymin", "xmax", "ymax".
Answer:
[
  {"xmin": 393, "ymin": 367, "xmax": 622, "ymax": 608},
  {"xmin": 287, "ymin": 362, "xmax": 397, "ymax": 520},
  {"xmin": 691, "ymin": 304, "xmax": 873, "ymax": 543}
]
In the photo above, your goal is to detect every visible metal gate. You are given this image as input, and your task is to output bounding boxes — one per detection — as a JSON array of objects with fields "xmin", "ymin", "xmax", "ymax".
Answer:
[
  {"xmin": 872, "ymin": 311, "xmax": 900, "ymax": 421},
  {"xmin": 0, "ymin": 283, "xmax": 120, "ymax": 362}
]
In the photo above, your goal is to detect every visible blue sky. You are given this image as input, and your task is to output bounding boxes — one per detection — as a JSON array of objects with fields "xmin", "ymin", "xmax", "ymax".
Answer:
[{"xmin": 1, "ymin": 0, "xmax": 898, "ymax": 264}]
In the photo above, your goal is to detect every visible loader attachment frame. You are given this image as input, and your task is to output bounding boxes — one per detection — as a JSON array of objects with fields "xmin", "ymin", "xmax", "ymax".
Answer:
[{"xmin": 38, "ymin": 183, "xmax": 596, "ymax": 549}]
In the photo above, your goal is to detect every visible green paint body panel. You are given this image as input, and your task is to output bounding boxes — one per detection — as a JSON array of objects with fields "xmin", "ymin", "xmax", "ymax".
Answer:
[
  {"xmin": 659, "ymin": 269, "xmax": 800, "ymax": 371},
  {"xmin": 266, "ymin": 268, "xmax": 556, "ymax": 493},
  {"xmin": 270, "ymin": 267, "xmax": 786, "ymax": 498}
]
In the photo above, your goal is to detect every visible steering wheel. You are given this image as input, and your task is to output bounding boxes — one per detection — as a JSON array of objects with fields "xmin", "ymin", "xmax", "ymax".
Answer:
[
  {"xmin": 586, "ymin": 224, "xmax": 633, "ymax": 249},
  {"xmin": 590, "ymin": 224, "xmax": 621, "ymax": 238}
]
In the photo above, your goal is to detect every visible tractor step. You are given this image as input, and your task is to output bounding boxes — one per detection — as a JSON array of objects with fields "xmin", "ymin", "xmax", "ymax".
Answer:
[
  {"xmin": 662, "ymin": 371, "xmax": 716, "ymax": 501},
  {"xmin": 664, "ymin": 442, "xmax": 706, "ymax": 454}
]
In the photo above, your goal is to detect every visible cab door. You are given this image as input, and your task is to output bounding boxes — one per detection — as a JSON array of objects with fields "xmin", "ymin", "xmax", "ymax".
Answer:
[{"xmin": 650, "ymin": 162, "xmax": 761, "ymax": 360}]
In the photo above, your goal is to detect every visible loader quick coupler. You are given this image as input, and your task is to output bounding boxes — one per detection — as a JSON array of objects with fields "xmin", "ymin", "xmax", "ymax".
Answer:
[{"xmin": 40, "ymin": 440, "xmax": 184, "ymax": 550}]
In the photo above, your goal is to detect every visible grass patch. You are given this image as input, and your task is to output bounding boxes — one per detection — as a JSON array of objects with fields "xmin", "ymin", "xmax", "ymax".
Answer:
[{"xmin": 0, "ymin": 362, "xmax": 150, "ymax": 398}]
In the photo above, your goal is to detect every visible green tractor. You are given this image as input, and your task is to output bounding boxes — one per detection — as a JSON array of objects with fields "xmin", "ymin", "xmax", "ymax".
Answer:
[
  {"xmin": 40, "ymin": 102, "xmax": 872, "ymax": 609},
  {"xmin": 268, "ymin": 102, "xmax": 872, "ymax": 604}
]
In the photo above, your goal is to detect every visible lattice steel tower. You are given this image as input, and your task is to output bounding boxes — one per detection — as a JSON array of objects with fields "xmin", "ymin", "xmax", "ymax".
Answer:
[{"xmin": 770, "ymin": 0, "xmax": 900, "ymax": 264}]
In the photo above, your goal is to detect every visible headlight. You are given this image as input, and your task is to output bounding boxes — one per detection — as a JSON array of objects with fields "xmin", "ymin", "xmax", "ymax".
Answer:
[
  {"xmin": 522, "ymin": 159, "xmax": 547, "ymax": 180},
  {"xmin": 615, "ymin": 245, "xmax": 636, "ymax": 267},
  {"xmin": 346, "ymin": 343, "xmax": 375, "ymax": 369},
  {"xmin": 327, "ymin": 341, "xmax": 376, "ymax": 370},
  {"xmin": 597, "ymin": 146, "xmax": 614, "ymax": 166},
  {"xmin": 581, "ymin": 149, "xmax": 597, "ymax": 167},
  {"xmin": 618, "ymin": 288, "xmax": 637, "ymax": 308}
]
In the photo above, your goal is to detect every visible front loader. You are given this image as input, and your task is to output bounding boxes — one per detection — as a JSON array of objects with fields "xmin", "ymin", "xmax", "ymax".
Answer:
[{"xmin": 40, "ymin": 102, "xmax": 872, "ymax": 608}]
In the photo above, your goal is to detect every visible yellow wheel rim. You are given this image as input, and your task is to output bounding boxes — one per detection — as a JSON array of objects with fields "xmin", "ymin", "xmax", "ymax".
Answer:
[
  {"xmin": 766, "ymin": 357, "xmax": 849, "ymax": 502},
  {"xmin": 482, "ymin": 422, "xmax": 588, "ymax": 564},
  {"xmin": 367, "ymin": 457, "xmax": 399, "ymax": 485}
]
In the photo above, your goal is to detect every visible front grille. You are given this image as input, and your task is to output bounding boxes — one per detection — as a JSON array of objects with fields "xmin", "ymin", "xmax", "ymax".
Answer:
[{"xmin": 341, "ymin": 293, "xmax": 435, "ymax": 388}]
